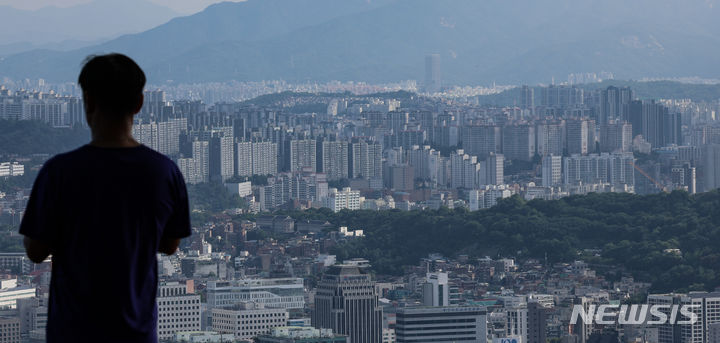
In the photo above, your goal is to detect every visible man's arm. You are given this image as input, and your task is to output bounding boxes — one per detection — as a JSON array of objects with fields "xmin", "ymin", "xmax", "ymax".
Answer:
[
  {"xmin": 23, "ymin": 236, "xmax": 51, "ymax": 263},
  {"xmin": 158, "ymin": 237, "xmax": 181, "ymax": 255}
]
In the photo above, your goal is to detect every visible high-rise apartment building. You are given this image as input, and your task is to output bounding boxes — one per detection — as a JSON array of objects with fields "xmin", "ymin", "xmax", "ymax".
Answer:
[
  {"xmin": 599, "ymin": 121, "xmax": 632, "ymax": 153},
  {"xmin": 536, "ymin": 121, "xmax": 565, "ymax": 157},
  {"xmin": 563, "ymin": 153, "xmax": 634, "ymax": 187},
  {"xmin": 542, "ymin": 154, "xmax": 562, "ymax": 187},
  {"xmin": 502, "ymin": 124, "xmax": 535, "ymax": 161},
  {"xmin": 237, "ymin": 141, "xmax": 278, "ymax": 177},
  {"xmin": 323, "ymin": 188, "xmax": 361, "ymax": 212},
  {"xmin": 566, "ymin": 119, "xmax": 596, "ymax": 155},
  {"xmin": 350, "ymin": 139, "xmax": 382, "ymax": 181},
  {"xmin": 461, "ymin": 125, "xmax": 502, "ymax": 159},
  {"xmin": 289, "ymin": 139, "xmax": 317, "ymax": 173},
  {"xmin": 313, "ymin": 265, "xmax": 383, "ymax": 343},
  {"xmin": 321, "ymin": 141, "xmax": 349, "ymax": 181}
]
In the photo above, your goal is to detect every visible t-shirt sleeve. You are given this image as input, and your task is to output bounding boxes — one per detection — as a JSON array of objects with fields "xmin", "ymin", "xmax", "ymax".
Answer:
[
  {"xmin": 19, "ymin": 161, "xmax": 60, "ymax": 243},
  {"xmin": 162, "ymin": 166, "xmax": 192, "ymax": 240}
]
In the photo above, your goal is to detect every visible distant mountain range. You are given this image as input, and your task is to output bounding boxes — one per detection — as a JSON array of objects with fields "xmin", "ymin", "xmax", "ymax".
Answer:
[
  {"xmin": 0, "ymin": 0, "xmax": 179, "ymax": 51},
  {"xmin": 1, "ymin": 0, "xmax": 720, "ymax": 85}
]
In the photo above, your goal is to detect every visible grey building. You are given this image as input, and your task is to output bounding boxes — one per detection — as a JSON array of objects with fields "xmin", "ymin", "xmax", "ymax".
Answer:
[
  {"xmin": 312, "ymin": 265, "xmax": 383, "ymax": 343},
  {"xmin": 395, "ymin": 306, "xmax": 488, "ymax": 343}
]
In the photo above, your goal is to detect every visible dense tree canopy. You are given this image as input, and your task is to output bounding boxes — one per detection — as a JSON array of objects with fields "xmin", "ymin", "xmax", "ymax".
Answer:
[
  {"xmin": 0, "ymin": 120, "xmax": 89, "ymax": 155},
  {"xmin": 279, "ymin": 191, "xmax": 720, "ymax": 292}
]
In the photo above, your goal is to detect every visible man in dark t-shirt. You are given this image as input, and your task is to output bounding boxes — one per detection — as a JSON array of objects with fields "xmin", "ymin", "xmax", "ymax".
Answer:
[{"xmin": 19, "ymin": 54, "xmax": 191, "ymax": 343}]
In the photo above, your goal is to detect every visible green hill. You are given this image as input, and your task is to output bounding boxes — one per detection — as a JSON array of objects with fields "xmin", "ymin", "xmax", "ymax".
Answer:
[{"xmin": 281, "ymin": 191, "xmax": 720, "ymax": 293}]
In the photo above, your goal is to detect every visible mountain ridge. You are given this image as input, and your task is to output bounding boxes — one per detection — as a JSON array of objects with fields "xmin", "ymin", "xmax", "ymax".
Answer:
[{"xmin": 1, "ymin": 0, "xmax": 719, "ymax": 85}]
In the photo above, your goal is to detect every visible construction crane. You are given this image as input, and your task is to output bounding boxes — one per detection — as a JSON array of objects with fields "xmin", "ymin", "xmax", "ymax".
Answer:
[{"xmin": 631, "ymin": 162, "xmax": 668, "ymax": 193}]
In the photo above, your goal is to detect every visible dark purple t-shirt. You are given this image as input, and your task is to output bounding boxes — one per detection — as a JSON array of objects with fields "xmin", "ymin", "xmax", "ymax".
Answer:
[{"xmin": 20, "ymin": 144, "xmax": 191, "ymax": 343}]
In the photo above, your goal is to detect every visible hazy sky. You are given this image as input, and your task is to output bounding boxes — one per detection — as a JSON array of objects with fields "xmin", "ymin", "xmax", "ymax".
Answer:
[{"xmin": 0, "ymin": 0, "xmax": 244, "ymax": 14}]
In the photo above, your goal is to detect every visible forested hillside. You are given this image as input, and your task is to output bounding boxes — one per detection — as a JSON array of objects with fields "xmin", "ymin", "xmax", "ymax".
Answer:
[{"xmin": 278, "ymin": 191, "xmax": 720, "ymax": 292}]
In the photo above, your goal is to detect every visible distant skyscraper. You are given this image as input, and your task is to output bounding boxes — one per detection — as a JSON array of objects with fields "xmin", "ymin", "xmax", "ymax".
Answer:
[
  {"xmin": 424, "ymin": 54, "xmax": 441, "ymax": 93},
  {"xmin": 520, "ymin": 85, "xmax": 535, "ymax": 114},
  {"xmin": 313, "ymin": 265, "xmax": 383, "ymax": 343}
]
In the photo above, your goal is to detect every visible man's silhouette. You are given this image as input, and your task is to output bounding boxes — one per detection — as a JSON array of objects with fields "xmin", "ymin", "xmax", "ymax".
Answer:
[{"xmin": 20, "ymin": 54, "xmax": 191, "ymax": 343}]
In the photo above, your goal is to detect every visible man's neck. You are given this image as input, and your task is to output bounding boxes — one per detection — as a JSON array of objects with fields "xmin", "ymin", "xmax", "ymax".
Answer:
[{"xmin": 88, "ymin": 112, "xmax": 140, "ymax": 148}]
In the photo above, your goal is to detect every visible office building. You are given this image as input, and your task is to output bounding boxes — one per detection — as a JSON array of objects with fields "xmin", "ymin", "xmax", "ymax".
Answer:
[
  {"xmin": 395, "ymin": 306, "xmax": 487, "ymax": 343},
  {"xmin": 422, "ymin": 272, "xmax": 449, "ymax": 307},
  {"xmin": 313, "ymin": 265, "xmax": 383, "ymax": 343},
  {"xmin": 206, "ymin": 278, "xmax": 305, "ymax": 311},
  {"xmin": 0, "ymin": 317, "xmax": 20, "ymax": 343},
  {"xmin": 0, "ymin": 279, "xmax": 35, "ymax": 310},
  {"xmin": 212, "ymin": 302, "xmax": 288, "ymax": 341},
  {"xmin": 157, "ymin": 281, "xmax": 202, "ymax": 341}
]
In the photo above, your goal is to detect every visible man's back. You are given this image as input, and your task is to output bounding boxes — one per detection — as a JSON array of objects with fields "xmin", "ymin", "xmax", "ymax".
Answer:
[{"xmin": 20, "ymin": 144, "xmax": 191, "ymax": 343}]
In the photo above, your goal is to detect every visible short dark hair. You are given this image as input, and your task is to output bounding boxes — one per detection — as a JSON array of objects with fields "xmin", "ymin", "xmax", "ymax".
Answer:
[{"xmin": 78, "ymin": 53, "xmax": 146, "ymax": 115}]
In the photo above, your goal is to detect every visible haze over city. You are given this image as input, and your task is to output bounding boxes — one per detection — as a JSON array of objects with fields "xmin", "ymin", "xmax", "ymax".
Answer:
[{"xmin": 0, "ymin": 1, "xmax": 719, "ymax": 343}]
